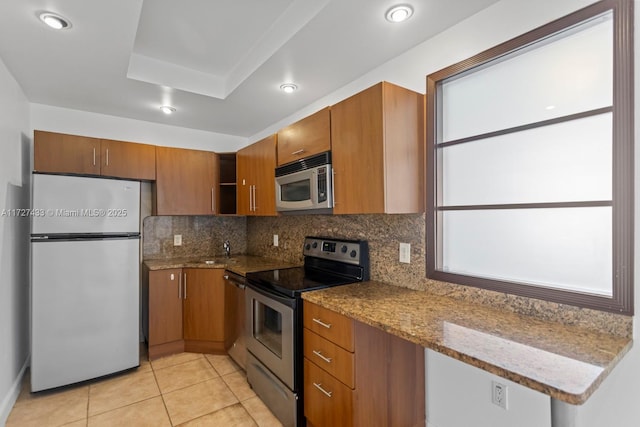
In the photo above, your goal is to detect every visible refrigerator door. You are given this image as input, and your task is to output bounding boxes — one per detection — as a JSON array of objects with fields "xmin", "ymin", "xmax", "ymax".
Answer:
[
  {"xmin": 32, "ymin": 174, "xmax": 140, "ymax": 235},
  {"xmin": 31, "ymin": 237, "xmax": 140, "ymax": 391}
]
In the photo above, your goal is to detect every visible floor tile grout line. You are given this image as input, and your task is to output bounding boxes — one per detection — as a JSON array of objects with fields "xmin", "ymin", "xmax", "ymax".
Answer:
[
  {"xmin": 86, "ymin": 395, "xmax": 161, "ymax": 424},
  {"xmin": 150, "ymin": 361, "xmax": 175, "ymax": 426},
  {"xmin": 150, "ymin": 354, "xmax": 206, "ymax": 372}
]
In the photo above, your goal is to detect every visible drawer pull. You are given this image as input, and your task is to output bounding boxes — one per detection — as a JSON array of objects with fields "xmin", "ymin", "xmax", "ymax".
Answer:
[
  {"xmin": 312, "ymin": 350, "xmax": 332, "ymax": 364},
  {"xmin": 312, "ymin": 318, "xmax": 332, "ymax": 329},
  {"xmin": 313, "ymin": 382, "xmax": 333, "ymax": 398},
  {"xmin": 292, "ymin": 149, "xmax": 305, "ymax": 155}
]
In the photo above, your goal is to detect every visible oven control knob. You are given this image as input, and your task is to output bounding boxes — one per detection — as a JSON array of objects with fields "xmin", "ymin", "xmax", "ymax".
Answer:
[
  {"xmin": 341, "ymin": 245, "xmax": 348, "ymax": 253},
  {"xmin": 350, "ymin": 250, "xmax": 357, "ymax": 258},
  {"xmin": 305, "ymin": 243, "xmax": 311, "ymax": 250},
  {"xmin": 312, "ymin": 242, "xmax": 318, "ymax": 249}
]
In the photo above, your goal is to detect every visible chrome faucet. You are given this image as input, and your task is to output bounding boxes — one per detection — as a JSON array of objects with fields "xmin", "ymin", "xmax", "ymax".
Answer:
[{"xmin": 223, "ymin": 240, "xmax": 231, "ymax": 258}]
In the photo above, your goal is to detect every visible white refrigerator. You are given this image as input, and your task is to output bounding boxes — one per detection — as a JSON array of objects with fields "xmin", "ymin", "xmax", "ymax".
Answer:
[{"xmin": 31, "ymin": 174, "xmax": 141, "ymax": 392}]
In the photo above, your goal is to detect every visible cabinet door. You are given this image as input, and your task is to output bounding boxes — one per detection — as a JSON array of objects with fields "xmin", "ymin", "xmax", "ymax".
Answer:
[
  {"xmin": 183, "ymin": 269, "xmax": 225, "ymax": 342},
  {"xmin": 236, "ymin": 135, "xmax": 277, "ymax": 216},
  {"xmin": 331, "ymin": 84, "xmax": 386, "ymax": 214},
  {"xmin": 156, "ymin": 147, "xmax": 219, "ymax": 215},
  {"xmin": 236, "ymin": 145, "xmax": 252, "ymax": 216},
  {"xmin": 101, "ymin": 139, "xmax": 156, "ymax": 180},
  {"xmin": 148, "ymin": 269, "xmax": 183, "ymax": 346},
  {"xmin": 277, "ymin": 107, "xmax": 331, "ymax": 166},
  {"xmin": 251, "ymin": 135, "xmax": 277, "ymax": 216},
  {"xmin": 34, "ymin": 130, "xmax": 101, "ymax": 175},
  {"xmin": 331, "ymin": 82, "xmax": 424, "ymax": 214}
]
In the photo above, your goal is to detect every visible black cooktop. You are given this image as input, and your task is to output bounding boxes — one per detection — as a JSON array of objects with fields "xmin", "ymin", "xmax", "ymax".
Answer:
[
  {"xmin": 246, "ymin": 266, "xmax": 357, "ymax": 298},
  {"xmin": 246, "ymin": 237, "xmax": 369, "ymax": 298}
]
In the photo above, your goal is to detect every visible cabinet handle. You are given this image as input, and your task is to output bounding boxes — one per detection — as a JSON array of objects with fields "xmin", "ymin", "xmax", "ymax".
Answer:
[
  {"xmin": 312, "ymin": 350, "xmax": 332, "ymax": 364},
  {"xmin": 313, "ymin": 382, "xmax": 333, "ymax": 398},
  {"xmin": 178, "ymin": 272, "xmax": 182, "ymax": 299},
  {"xmin": 249, "ymin": 185, "xmax": 253, "ymax": 212},
  {"xmin": 252, "ymin": 185, "xmax": 257, "ymax": 211},
  {"xmin": 292, "ymin": 149, "xmax": 305, "ymax": 155},
  {"xmin": 183, "ymin": 273, "xmax": 187, "ymax": 299},
  {"xmin": 332, "ymin": 169, "xmax": 337, "ymax": 206},
  {"xmin": 92, "ymin": 148, "xmax": 96, "ymax": 166},
  {"xmin": 312, "ymin": 318, "xmax": 332, "ymax": 329},
  {"xmin": 105, "ymin": 148, "xmax": 109, "ymax": 166}
]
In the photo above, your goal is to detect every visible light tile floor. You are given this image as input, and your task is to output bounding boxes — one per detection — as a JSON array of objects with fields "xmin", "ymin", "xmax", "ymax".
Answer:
[{"xmin": 7, "ymin": 349, "xmax": 283, "ymax": 427}]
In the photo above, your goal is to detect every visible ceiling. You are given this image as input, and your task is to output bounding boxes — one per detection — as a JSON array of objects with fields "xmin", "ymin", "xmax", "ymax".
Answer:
[{"xmin": 0, "ymin": 0, "xmax": 499, "ymax": 138}]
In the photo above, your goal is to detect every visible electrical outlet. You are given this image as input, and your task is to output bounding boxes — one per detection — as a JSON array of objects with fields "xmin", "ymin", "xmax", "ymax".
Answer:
[
  {"xmin": 173, "ymin": 234, "xmax": 182, "ymax": 246},
  {"xmin": 491, "ymin": 381, "xmax": 508, "ymax": 409},
  {"xmin": 273, "ymin": 234, "xmax": 279, "ymax": 247},
  {"xmin": 399, "ymin": 243, "xmax": 411, "ymax": 263}
]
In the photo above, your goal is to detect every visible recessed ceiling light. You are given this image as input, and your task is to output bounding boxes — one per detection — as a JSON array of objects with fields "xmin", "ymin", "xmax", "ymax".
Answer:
[
  {"xmin": 280, "ymin": 83, "xmax": 298, "ymax": 94},
  {"xmin": 385, "ymin": 5, "xmax": 414, "ymax": 23},
  {"xmin": 160, "ymin": 105, "xmax": 176, "ymax": 114},
  {"xmin": 39, "ymin": 12, "xmax": 71, "ymax": 30}
]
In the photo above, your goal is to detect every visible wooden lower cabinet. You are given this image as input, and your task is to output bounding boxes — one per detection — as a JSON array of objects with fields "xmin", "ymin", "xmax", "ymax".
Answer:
[
  {"xmin": 303, "ymin": 301, "xmax": 425, "ymax": 427},
  {"xmin": 183, "ymin": 269, "xmax": 225, "ymax": 349},
  {"xmin": 145, "ymin": 268, "xmax": 226, "ymax": 359}
]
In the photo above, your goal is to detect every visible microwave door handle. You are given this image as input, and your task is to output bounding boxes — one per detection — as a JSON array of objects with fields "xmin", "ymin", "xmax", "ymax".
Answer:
[{"xmin": 310, "ymin": 170, "xmax": 318, "ymax": 205}]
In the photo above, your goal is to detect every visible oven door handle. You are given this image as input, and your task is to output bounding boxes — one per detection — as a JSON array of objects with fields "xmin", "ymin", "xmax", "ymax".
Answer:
[{"xmin": 246, "ymin": 282, "xmax": 297, "ymax": 309}]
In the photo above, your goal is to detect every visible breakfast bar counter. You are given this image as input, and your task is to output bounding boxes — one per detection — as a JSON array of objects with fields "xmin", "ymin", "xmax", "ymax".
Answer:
[{"xmin": 302, "ymin": 281, "xmax": 632, "ymax": 405}]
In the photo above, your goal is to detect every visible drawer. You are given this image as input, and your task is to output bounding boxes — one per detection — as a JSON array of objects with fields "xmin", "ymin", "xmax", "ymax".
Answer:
[
  {"xmin": 304, "ymin": 301, "xmax": 354, "ymax": 351},
  {"xmin": 304, "ymin": 358, "xmax": 353, "ymax": 427},
  {"xmin": 304, "ymin": 328, "xmax": 355, "ymax": 388}
]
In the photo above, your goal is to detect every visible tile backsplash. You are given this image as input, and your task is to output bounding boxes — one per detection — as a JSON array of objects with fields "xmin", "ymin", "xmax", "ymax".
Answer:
[{"xmin": 143, "ymin": 215, "xmax": 246, "ymax": 260}]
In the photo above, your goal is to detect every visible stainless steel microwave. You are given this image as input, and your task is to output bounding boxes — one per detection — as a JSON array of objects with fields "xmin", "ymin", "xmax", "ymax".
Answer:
[{"xmin": 275, "ymin": 151, "xmax": 333, "ymax": 214}]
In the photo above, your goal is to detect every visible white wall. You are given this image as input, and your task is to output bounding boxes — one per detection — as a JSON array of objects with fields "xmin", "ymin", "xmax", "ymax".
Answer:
[
  {"xmin": 0, "ymin": 56, "xmax": 31, "ymax": 424},
  {"xmin": 30, "ymin": 103, "xmax": 248, "ymax": 152},
  {"xmin": 426, "ymin": 349, "xmax": 551, "ymax": 427}
]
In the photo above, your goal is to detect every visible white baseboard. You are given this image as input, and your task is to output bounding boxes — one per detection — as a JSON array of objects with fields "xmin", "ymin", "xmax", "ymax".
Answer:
[{"xmin": 0, "ymin": 356, "xmax": 29, "ymax": 427}]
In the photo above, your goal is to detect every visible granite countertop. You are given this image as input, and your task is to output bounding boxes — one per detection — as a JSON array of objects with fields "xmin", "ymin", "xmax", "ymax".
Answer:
[
  {"xmin": 143, "ymin": 255, "xmax": 300, "ymax": 277},
  {"xmin": 302, "ymin": 281, "xmax": 633, "ymax": 405}
]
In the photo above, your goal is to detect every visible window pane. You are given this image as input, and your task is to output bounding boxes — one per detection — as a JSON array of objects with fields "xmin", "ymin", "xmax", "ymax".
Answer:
[
  {"xmin": 441, "ymin": 13, "xmax": 613, "ymax": 142},
  {"xmin": 440, "ymin": 207, "xmax": 612, "ymax": 296},
  {"xmin": 440, "ymin": 113, "xmax": 612, "ymax": 206}
]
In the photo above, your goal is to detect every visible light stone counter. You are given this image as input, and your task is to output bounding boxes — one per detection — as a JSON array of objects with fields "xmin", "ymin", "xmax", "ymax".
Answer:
[
  {"xmin": 143, "ymin": 255, "xmax": 299, "ymax": 277},
  {"xmin": 302, "ymin": 281, "xmax": 632, "ymax": 405}
]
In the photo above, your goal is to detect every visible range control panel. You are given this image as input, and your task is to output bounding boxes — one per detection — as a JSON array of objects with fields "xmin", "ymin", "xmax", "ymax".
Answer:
[{"xmin": 303, "ymin": 236, "xmax": 367, "ymax": 266}]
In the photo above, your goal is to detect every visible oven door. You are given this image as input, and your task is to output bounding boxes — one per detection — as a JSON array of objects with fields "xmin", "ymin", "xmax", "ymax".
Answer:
[{"xmin": 245, "ymin": 285, "xmax": 296, "ymax": 390}]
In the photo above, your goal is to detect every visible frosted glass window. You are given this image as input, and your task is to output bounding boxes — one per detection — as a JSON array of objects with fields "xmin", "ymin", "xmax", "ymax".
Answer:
[
  {"xmin": 441, "ymin": 113, "xmax": 612, "ymax": 206},
  {"xmin": 441, "ymin": 208, "xmax": 613, "ymax": 296},
  {"xmin": 426, "ymin": 1, "xmax": 633, "ymax": 313},
  {"xmin": 441, "ymin": 14, "xmax": 612, "ymax": 142}
]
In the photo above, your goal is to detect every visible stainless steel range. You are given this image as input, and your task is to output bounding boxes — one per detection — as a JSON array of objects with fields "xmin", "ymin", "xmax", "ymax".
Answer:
[{"xmin": 245, "ymin": 236, "xmax": 369, "ymax": 427}]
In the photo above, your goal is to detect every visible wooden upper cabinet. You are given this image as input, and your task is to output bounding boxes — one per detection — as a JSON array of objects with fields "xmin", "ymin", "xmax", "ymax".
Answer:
[
  {"xmin": 34, "ymin": 130, "xmax": 156, "ymax": 180},
  {"xmin": 236, "ymin": 135, "xmax": 277, "ymax": 216},
  {"xmin": 34, "ymin": 130, "xmax": 101, "ymax": 175},
  {"xmin": 100, "ymin": 139, "xmax": 156, "ymax": 180},
  {"xmin": 330, "ymin": 82, "xmax": 425, "ymax": 214},
  {"xmin": 155, "ymin": 147, "xmax": 220, "ymax": 215},
  {"xmin": 277, "ymin": 107, "xmax": 331, "ymax": 166},
  {"xmin": 183, "ymin": 269, "xmax": 225, "ymax": 342}
]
